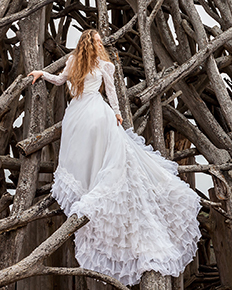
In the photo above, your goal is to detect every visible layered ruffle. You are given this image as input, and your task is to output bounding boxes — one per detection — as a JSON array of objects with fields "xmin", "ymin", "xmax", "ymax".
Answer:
[
  {"xmin": 125, "ymin": 127, "xmax": 179, "ymax": 176},
  {"xmin": 51, "ymin": 129, "xmax": 201, "ymax": 286}
]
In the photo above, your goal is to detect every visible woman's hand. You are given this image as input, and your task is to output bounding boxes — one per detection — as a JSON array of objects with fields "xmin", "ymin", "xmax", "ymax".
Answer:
[
  {"xmin": 116, "ymin": 114, "xmax": 123, "ymax": 126},
  {"xmin": 27, "ymin": 70, "xmax": 44, "ymax": 84}
]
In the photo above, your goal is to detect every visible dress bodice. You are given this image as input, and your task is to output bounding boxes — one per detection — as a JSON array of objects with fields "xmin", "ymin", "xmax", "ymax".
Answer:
[
  {"xmin": 41, "ymin": 55, "xmax": 121, "ymax": 115},
  {"xmin": 82, "ymin": 68, "xmax": 102, "ymax": 94}
]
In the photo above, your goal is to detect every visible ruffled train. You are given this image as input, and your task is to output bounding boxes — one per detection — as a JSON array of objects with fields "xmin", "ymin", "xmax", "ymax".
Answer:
[{"xmin": 52, "ymin": 110, "xmax": 201, "ymax": 285}]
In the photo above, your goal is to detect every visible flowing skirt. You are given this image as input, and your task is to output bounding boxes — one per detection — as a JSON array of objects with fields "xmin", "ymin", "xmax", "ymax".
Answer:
[{"xmin": 51, "ymin": 91, "xmax": 201, "ymax": 286}]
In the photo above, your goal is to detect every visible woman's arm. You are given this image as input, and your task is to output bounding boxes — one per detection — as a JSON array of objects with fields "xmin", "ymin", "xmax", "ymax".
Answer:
[
  {"xmin": 101, "ymin": 61, "xmax": 123, "ymax": 125},
  {"xmin": 28, "ymin": 55, "xmax": 74, "ymax": 86}
]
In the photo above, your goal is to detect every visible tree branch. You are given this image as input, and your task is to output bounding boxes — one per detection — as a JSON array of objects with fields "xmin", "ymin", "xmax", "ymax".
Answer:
[
  {"xmin": 40, "ymin": 266, "xmax": 129, "ymax": 290},
  {"xmin": 163, "ymin": 105, "xmax": 230, "ymax": 164},
  {"xmin": 0, "ymin": 74, "xmax": 23, "ymax": 120},
  {"xmin": 0, "ymin": 155, "xmax": 54, "ymax": 173},
  {"xmin": 178, "ymin": 162, "xmax": 232, "ymax": 173},
  {"xmin": 201, "ymin": 198, "xmax": 232, "ymax": 221},
  {"xmin": 0, "ymin": 0, "xmax": 54, "ymax": 28},
  {"xmin": 147, "ymin": 0, "xmax": 165, "ymax": 27},
  {"xmin": 0, "ymin": 194, "xmax": 55, "ymax": 234},
  {"xmin": 104, "ymin": 14, "xmax": 138, "ymax": 45},
  {"xmin": 0, "ymin": 53, "xmax": 71, "ymax": 120},
  {"xmin": 16, "ymin": 121, "xmax": 62, "ymax": 156},
  {"xmin": 173, "ymin": 148, "xmax": 200, "ymax": 161},
  {"xmin": 0, "ymin": 214, "xmax": 89, "ymax": 286},
  {"xmin": 139, "ymin": 25, "xmax": 232, "ymax": 104},
  {"xmin": 0, "ymin": 191, "xmax": 13, "ymax": 213}
]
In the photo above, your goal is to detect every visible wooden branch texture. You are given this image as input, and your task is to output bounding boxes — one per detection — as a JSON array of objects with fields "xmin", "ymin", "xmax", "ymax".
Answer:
[{"xmin": 1, "ymin": 0, "xmax": 232, "ymax": 289}]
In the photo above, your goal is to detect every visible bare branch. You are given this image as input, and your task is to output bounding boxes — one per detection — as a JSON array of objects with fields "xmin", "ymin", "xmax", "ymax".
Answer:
[
  {"xmin": 0, "ymin": 0, "xmax": 11, "ymax": 18},
  {"xmin": 0, "ymin": 75, "xmax": 22, "ymax": 120},
  {"xmin": 0, "ymin": 191, "xmax": 13, "ymax": 213},
  {"xmin": 104, "ymin": 14, "xmax": 138, "ymax": 45},
  {"xmin": 40, "ymin": 266, "xmax": 129, "ymax": 290},
  {"xmin": 161, "ymin": 90, "xmax": 182, "ymax": 106},
  {"xmin": 0, "ymin": 194, "xmax": 55, "ymax": 234},
  {"xmin": 16, "ymin": 121, "xmax": 62, "ymax": 156},
  {"xmin": 200, "ymin": 198, "xmax": 221, "ymax": 207},
  {"xmin": 198, "ymin": 0, "xmax": 223, "ymax": 26},
  {"xmin": 183, "ymin": 1, "xmax": 232, "ymax": 131},
  {"xmin": 139, "ymin": 25, "xmax": 232, "ymax": 104},
  {"xmin": 133, "ymin": 102, "xmax": 150, "ymax": 122},
  {"xmin": 0, "ymin": 214, "xmax": 89, "ymax": 286},
  {"xmin": 178, "ymin": 163, "xmax": 232, "ymax": 173},
  {"xmin": 147, "ymin": 0, "xmax": 165, "ymax": 27},
  {"xmin": 201, "ymin": 198, "xmax": 232, "ymax": 221},
  {"xmin": 0, "ymin": 53, "xmax": 71, "ymax": 121},
  {"xmin": 209, "ymin": 167, "xmax": 231, "ymax": 200},
  {"xmin": 0, "ymin": 0, "xmax": 54, "ymax": 28},
  {"xmin": 169, "ymin": 130, "xmax": 175, "ymax": 159},
  {"xmin": 138, "ymin": 0, "xmax": 166, "ymax": 155},
  {"xmin": 173, "ymin": 148, "xmax": 200, "ymax": 161},
  {"xmin": 182, "ymin": 19, "xmax": 197, "ymax": 42},
  {"xmin": 136, "ymin": 114, "xmax": 149, "ymax": 135},
  {"xmin": 163, "ymin": 105, "xmax": 230, "ymax": 164},
  {"xmin": 0, "ymin": 155, "xmax": 54, "ymax": 173}
]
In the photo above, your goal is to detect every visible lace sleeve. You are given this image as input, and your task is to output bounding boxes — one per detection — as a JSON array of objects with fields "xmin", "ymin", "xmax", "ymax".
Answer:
[
  {"xmin": 100, "ymin": 61, "xmax": 121, "ymax": 115},
  {"xmin": 42, "ymin": 55, "xmax": 73, "ymax": 86}
]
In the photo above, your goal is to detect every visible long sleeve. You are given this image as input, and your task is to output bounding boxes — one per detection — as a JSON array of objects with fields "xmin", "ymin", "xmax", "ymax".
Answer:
[
  {"xmin": 42, "ymin": 55, "xmax": 74, "ymax": 86},
  {"xmin": 100, "ymin": 61, "xmax": 121, "ymax": 115}
]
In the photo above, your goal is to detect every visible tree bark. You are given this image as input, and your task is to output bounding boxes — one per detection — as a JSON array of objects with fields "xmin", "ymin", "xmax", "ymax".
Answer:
[{"xmin": 7, "ymin": 5, "xmax": 47, "ymax": 278}]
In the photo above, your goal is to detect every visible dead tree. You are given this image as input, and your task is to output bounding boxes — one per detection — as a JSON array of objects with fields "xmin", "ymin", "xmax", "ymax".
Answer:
[{"xmin": 1, "ymin": 0, "xmax": 232, "ymax": 289}]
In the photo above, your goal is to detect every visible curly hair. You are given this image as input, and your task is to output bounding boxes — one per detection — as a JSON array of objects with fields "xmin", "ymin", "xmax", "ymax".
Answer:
[{"xmin": 68, "ymin": 29, "xmax": 111, "ymax": 98}]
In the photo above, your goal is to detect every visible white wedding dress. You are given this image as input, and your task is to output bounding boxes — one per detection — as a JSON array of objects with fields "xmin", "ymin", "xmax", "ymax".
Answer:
[{"xmin": 42, "ymin": 55, "xmax": 201, "ymax": 286}]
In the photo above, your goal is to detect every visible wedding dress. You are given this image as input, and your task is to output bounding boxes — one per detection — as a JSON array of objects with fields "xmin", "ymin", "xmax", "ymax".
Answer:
[{"xmin": 42, "ymin": 55, "xmax": 201, "ymax": 286}]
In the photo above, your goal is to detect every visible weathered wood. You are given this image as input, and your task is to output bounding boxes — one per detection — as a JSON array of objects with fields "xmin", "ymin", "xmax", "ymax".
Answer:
[
  {"xmin": 104, "ymin": 14, "xmax": 138, "ymax": 45},
  {"xmin": 140, "ymin": 271, "xmax": 171, "ymax": 290},
  {"xmin": 137, "ymin": 0, "xmax": 166, "ymax": 156},
  {"xmin": 2, "ymin": 1, "xmax": 232, "ymax": 288},
  {"xmin": 0, "ymin": 0, "xmax": 54, "ymax": 28},
  {"xmin": 201, "ymin": 197, "xmax": 232, "ymax": 221},
  {"xmin": 16, "ymin": 121, "xmax": 62, "ymax": 156},
  {"xmin": 173, "ymin": 148, "xmax": 199, "ymax": 161},
  {"xmin": 0, "ymin": 194, "xmax": 55, "ymax": 234},
  {"xmin": 183, "ymin": 1, "xmax": 232, "ymax": 131},
  {"xmin": 97, "ymin": 0, "xmax": 133, "ymax": 130},
  {"xmin": 0, "ymin": 214, "xmax": 89, "ymax": 287},
  {"xmin": 169, "ymin": 130, "xmax": 175, "ymax": 159},
  {"xmin": 147, "ymin": 0, "xmax": 164, "ymax": 27},
  {"xmin": 7, "ymin": 7, "xmax": 48, "ymax": 279},
  {"xmin": 0, "ymin": 54, "xmax": 71, "ymax": 120},
  {"xmin": 209, "ymin": 188, "xmax": 232, "ymax": 287},
  {"xmin": 136, "ymin": 0, "xmax": 171, "ymax": 287},
  {"xmin": 172, "ymin": 274, "xmax": 184, "ymax": 290},
  {"xmin": 139, "ymin": 25, "xmax": 232, "ymax": 104},
  {"xmin": 163, "ymin": 105, "xmax": 230, "ymax": 164},
  {"xmin": 0, "ymin": 191, "xmax": 13, "ymax": 214},
  {"xmin": 109, "ymin": 46, "xmax": 134, "ymax": 129},
  {"xmin": 0, "ymin": 75, "xmax": 22, "ymax": 120},
  {"xmin": 0, "ymin": 21, "xmax": 23, "ymax": 277},
  {"xmin": 40, "ymin": 267, "xmax": 129, "ymax": 290},
  {"xmin": 0, "ymin": 0, "xmax": 11, "ymax": 18},
  {"xmin": 0, "ymin": 0, "xmax": 22, "ymax": 41},
  {"xmin": 147, "ymin": 17, "xmax": 232, "ymax": 156},
  {"xmin": 178, "ymin": 163, "xmax": 232, "ymax": 173},
  {"xmin": 0, "ymin": 155, "xmax": 54, "ymax": 173},
  {"xmin": 36, "ymin": 183, "xmax": 52, "ymax": 197}
]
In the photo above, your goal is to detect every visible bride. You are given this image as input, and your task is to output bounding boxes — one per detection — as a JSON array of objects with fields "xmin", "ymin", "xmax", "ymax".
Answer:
[{"xmin": 29, "ymin": 29, "xmax": 201, "ymax": 286}]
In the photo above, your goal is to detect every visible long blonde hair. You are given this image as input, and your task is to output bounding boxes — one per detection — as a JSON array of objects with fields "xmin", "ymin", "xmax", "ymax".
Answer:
[{"xmin": 68, "ymin": 29, "xmax": 111, "ymax": 97}]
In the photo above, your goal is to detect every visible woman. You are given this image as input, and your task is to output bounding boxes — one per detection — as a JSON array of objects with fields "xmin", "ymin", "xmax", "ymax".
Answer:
[{"xmin": 29, "ymin": 29, "xmax": 201, "ymax": 286}]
